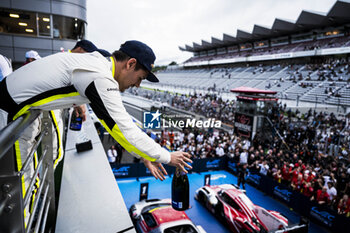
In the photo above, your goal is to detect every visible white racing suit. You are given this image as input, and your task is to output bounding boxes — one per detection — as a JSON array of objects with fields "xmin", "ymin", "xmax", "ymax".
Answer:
[
  {"xmin": 50, "ymin": 109, "xmax": 64, "ymax": 169},
  {"xmin": 0, "ymin": 51, "xmax": 170, "ymax": 227}
]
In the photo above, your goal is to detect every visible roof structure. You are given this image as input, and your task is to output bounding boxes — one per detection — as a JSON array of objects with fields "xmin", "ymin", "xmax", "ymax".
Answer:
[
  {"xmin": 211, "ymin": 36, "xmax": 225, "ymax": 46},
  {"xmin": 222, "ymin": 33, "xmax": 237, "ymax": 46},
  {"xmin": 236, "ymin": 29, "xmax": 253, "ymax": 41},
  {"xmin": 180, "ymin": 0, "xmax": 350, "ymax": 52},
  {"xmin": 252, "ymin": 25, "xmax": 271, "ymax": 38}
]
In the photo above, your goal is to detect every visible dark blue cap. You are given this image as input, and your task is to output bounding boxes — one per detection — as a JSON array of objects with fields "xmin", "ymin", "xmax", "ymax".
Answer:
[
  {"xmin": 119, "ymin": 40, "xmax": 158, "ymax": 82},
  {"xmin": 97, "ymin": 49, "xmax": 111, "ymax": 57},
  {"xmin": 74, "ymin": 40, "xmax": 111, "ymax": 57},
  {"xmin": 74, "ymin": 40, "xmax": 98, "ymax": 53}
]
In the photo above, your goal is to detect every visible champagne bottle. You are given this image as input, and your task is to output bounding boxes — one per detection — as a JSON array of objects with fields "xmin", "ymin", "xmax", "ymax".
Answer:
[
  {"xmin": 69, "ymin": 112, "xmax": 82, "ymax": 131},
  {"xmin": 171, "ymin": 168, "xmax": 189, "ymax": 211}
]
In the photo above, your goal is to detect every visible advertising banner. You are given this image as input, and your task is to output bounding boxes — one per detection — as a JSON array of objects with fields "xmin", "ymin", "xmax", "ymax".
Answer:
[
  {"xmin": 113, "ymin": 158, "xmax": 226, "ymax": 179},
  {"xmin": 227, "ymin": 159, "xmax": 238, "ymax": 174},
  {"xmin": 234, "ymin": 113, "xmax": 253, "ymax": 138},
  {"xmin": 111, "ymin": 164, "xmax": 138, "ymax": 178}
]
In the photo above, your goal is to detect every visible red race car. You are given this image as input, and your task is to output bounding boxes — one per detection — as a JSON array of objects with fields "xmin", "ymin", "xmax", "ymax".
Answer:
[
  {"xmin": 129, "ymin": 198, "xmax": 206, "ymax": 233},
  {"xmin": 195, "ymin": 184, "xmax": 288, "ymax": 233}
]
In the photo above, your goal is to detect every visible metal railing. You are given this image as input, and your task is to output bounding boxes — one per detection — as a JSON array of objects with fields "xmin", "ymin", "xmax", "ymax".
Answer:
[{"xmin": 0, "ymin": 110, "xmax": 56, "ymax": 233}]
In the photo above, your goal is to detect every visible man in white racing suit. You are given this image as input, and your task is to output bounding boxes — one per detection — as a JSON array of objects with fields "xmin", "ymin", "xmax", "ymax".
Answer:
[{"xmin": 0, "ymin": 40, "xmax": 192, "ymax": 180}]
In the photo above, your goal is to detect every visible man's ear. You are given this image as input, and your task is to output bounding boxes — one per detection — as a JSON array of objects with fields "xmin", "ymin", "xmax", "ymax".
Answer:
[{"xmin": 127, "ymin": 58, "xmax": 137, "ymax": 70}]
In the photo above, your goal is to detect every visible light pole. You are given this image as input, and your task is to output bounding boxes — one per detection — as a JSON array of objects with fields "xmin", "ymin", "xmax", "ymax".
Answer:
[
  {"xmin": 337, "ymin": 97, "xmax": 340, "ymax": 112},
  {"xmin": 315, "ymin": 94, "xmax": 318, "ymax": 110},
  {"xmin": 296, "ymin": 94, "xmax": 300, "ymax": 107}
]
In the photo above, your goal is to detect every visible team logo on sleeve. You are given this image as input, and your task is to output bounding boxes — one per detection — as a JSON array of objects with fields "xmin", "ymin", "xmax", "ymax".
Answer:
[
  {"xmin": 143, "ymin": 110, "xmax": 161, "ymax": 129},
  {"xmin": 107, "ymin": 88, "xmax": 118, "ymax": 91}
]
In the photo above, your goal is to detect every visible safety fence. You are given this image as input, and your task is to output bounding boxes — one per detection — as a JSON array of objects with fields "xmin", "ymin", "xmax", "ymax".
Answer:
[{"xmin": 0, "ymin": 111, "xmax": 56, "ymax": 233}]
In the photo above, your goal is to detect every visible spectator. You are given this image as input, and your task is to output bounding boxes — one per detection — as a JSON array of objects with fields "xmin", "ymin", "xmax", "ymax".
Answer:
[
  {"xmin": 216, "ymin": 144, "xmax": 225, "ymax": 157},
  {"xmin": 115, "ymin": 142, "xmax": 124, "ymax": 164},
  {"xmin": 291, "ymin": 174, "xmax": 304, "ymax": 192},
  {"xmin": 312, "ymin": 186, "xmax": 330, "ymax": 205},
  {"xmin": 239, "ymin": 149, "xmax": 248, "ymax": 165},
  {"xmin": 259, "ymin": 161, "xmax": 269, "ymax": 176},
  {"xmin": 168, "ymin": 130, "xmax": 175, "ymax": 145},
  {"xmin": 0, "ymin": 54, "xmax": 12, "ymax": 82},
  {"xmin": 107, "ymin": 145, "xmax": 117, "ymax": 165},
  {"xmin": 337, "ymin": 194, "xmax": 350, "ymax": 216},
  {"xmin": 273, "ymin": 169, "xmax": 282, "ymax": 183},
  {"xmin": 237, "ymin": 163, "xmax": 248, "ymax": 189},
  {"xmin": 303, "ymin": 182, "xmax": 314, "ymax": 198},
  {"xmin": 24, "ymin": 50, "xmax": 41, "ymax": 65},
  {"xmin": 282, "ymin": 163, "xmax": 292, "ymax": 185},
  {"xmin": 326, "ymin": 182, "xmax": 337, "ymax": 202}
]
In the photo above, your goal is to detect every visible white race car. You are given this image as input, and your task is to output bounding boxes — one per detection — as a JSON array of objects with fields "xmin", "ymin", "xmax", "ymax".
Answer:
[{"xmin": 129, "ymin": 198, "xmax": 206, "ymax": 233}]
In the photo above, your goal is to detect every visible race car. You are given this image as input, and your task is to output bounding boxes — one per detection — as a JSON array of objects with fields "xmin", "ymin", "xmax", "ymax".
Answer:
[
  {"xmin": 129, "ymin": 198, "xmax": 206, "ymax": 233},
  {"xmin": 195, "ymin": 184, "xmax": 288, "ymax": 233}
]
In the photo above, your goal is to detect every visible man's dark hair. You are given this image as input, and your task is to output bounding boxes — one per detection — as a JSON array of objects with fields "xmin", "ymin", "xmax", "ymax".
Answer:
[{"xmin": 112, "ymin": 50, "xmax": 146, "ymax": 72}]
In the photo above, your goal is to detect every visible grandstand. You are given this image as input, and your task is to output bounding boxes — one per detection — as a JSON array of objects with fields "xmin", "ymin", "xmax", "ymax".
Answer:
[{"xmin": 146, "ymin": 0, "xmax": 350, "ymax": 110}]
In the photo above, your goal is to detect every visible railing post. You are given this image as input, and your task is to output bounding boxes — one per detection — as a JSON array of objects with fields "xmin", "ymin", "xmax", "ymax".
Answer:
[
  {"xmin": 0, "ymin": 136, "xmax": 25, "ymax": 233},
  {"xmin": 0, "ymin": 110, "xmax": 60, "ymax": 232},
  {"xmin": 40, "ymin": 111, "xmax": 56, "ymax": 232}
]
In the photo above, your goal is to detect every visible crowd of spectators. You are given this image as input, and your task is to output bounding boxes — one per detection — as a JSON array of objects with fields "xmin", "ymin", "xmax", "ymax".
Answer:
[
  {"xmin": 171, "ymin": 93, "xmax": 235, "ymax": 125},
  {"xmin": 150, "ymin": 104, "xmax": 350, "ymax": 217},
  {"xmin": 128, "ymin": 87, "xmax": 236, "ymax": 125},
  {"xmin": 305, "ymin": 58, "xmax": 350, "ymax": 82}
]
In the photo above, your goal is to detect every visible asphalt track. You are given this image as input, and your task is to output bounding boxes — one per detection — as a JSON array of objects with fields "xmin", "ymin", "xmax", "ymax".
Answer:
[{"xmin": 116, "ymin": 171, "xmax": 331, "ymax": 233}]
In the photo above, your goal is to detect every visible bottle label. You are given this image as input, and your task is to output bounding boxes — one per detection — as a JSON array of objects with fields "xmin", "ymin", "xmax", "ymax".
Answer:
[
  {"xmin": 70, "ymin": 117, "xmax": 82, "ymax": 130},
  {"xmin": 172, "ymin": 201, "xmax": 183, "ymax": 209}
]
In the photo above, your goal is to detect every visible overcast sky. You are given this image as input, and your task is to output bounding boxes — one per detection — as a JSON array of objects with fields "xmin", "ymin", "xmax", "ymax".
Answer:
[{"xmin": 87, "ymin": 0, "xmax": 336, "ymax": 66}]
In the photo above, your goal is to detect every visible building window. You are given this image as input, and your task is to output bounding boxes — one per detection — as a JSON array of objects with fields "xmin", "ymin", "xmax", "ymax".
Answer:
[
  {"xmin": 52, "ymin": 15, "xmax": 85, "ymax": 40},
  {"xmin": 0, "ymin": 8, "xmax": 37, "ymax": 35},
  {"xmin": 0, "ymin": 7, "xmax": 85, "ymax": 40},
  {"xmin": 38, "ymin": 13, "xmax": 51, "ymax": 37}
]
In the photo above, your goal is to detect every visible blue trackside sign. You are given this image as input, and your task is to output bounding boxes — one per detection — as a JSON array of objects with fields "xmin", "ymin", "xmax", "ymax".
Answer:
[
  {"xmin": 112, "ymin": 166, "xmax": 130, "ymax": 176},
  {"xmin": 273, "ymin": 186, "xmax": 292, "ymax": 202},
  {"xmin": 206, "ymin": 159, "xmax": 220, "ymax": 168},
  {"xmin": 247, "ymin": 173, "xmax": 261, "ymax": 186},
  {"xmin": 310, "ymin": 206, "xmax": 335, "ymax": 227}
]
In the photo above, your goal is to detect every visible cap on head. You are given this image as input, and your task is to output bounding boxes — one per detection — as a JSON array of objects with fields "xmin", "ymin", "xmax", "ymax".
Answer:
[
  {"xmin": 75, "ymin": 40, "xmax": 98, "ymax": 52},
  {"xmin": 74, "ymin": 40, "xmax": 111, "ymax": 57},
  {"xmin": 119, "ymin": 40, "xmax": 158, "ymax": 82},
  {"xmin": 97, "ymin": 49, "xmax": 111, "ymax": 57},
  {"xmin": 25, "ymin": 50, "xmax": 41, "ymax": 60}
]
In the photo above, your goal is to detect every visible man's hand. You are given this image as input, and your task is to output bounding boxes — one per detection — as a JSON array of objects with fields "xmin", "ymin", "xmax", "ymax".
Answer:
[
  {"xmin": 142, "ymin": 158, "xmax": 168, "ymax": 181},
  {"xmin": 168, "ymin": 151, "xmax": 192, "ymax": 174},
  {"xmin": 73, "ymin": 104, "xmax": 87, "ymax": 121}
]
